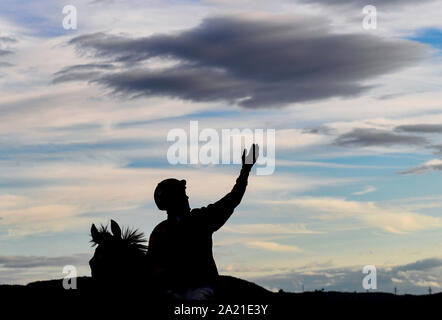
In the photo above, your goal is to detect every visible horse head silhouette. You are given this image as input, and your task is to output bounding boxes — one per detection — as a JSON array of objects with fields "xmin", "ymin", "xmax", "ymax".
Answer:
[{"xmin": 89, "ymin": 220, "xmax": 148, "ymax": 288}]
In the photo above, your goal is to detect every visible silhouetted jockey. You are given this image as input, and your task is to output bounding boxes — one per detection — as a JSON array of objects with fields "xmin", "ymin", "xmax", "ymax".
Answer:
[{"xmin": 148, "ymin": 144, "xmax": 259, "ymax": 300}]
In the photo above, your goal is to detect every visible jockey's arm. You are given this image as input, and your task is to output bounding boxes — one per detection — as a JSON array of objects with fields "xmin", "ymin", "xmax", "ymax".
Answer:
[{"xmin": 191, "ymin": 144, "xmax": 258, "ymax": 232}]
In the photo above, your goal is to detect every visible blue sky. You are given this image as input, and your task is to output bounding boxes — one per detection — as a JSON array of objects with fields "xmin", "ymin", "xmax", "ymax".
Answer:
[
  {"xmin": 409, "ymin": 28, "xmax": 442, "ymax": 51},
  {"xmin": 0, "ymin": 0, "xmax": 442, "ymax": 294}
]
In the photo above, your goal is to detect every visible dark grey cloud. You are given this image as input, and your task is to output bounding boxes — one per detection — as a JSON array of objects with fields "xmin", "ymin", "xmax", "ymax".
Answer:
[
  {"xmin": 334, "ymin": 128, "xmax": 428, "ymax": 147},
  {"xmin": 60, "ymin": 15, "xmax": 426, "ymax": 108},
  {"xmin": 0, "ymin": 35, "xmax": 18, "ymax": 65},
  {"xmin": 303, "ymin": 126, "xmax": 335, "ymax": 135},
  {"xmin": 45, "ymin": 123, "xmax": 102, "ymax": 132},
  {"xmin": 53, "ymin": 71, "xmax": 103, "ymax": 83},
  {"xmin": 392, "ymin": 258, "xmax": 442, "ymax": 272},
  {"xmin": 252, "ymin": 257, "xmax": 442, "ymax": 294},
  {"xmin": 52, "ymin": 63, "xmax": 115, "ymax": 84},
  {"xmin": 0, "ymin": 49, "xmax": 12, "ymax": 56},
  {"xmin": 0, "ymin": 254, "xmax": 89, "ymax": 268},
  {"xmin": 395, "ymin": 124, "xmax": 442, "ymax": 134},
  {"xmin": 299, "ymin": 0, "xmax": 434, "ymax": 8},
  {"xmin": 431, "ymin": 145, "xmax": 442, "ymax": 156},
  {"xmin": 55, "ymin": 63, "xmax": 115, "ymax": 74},
  {"xmin": 0, "ymin": 36, "xmax": 18, "ymax": 44},
  {"xmin": 0, "ymin": 62, "xmax": 13, "ymax": 68},
  {"xmin": 89, "ymin": 0, "xmax": 117, "ymax": 4}
]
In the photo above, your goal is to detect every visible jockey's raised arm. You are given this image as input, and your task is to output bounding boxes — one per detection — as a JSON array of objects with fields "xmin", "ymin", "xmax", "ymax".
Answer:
[{"xmin": 191, "ymin": 144, "xmax": 259, "ymax": 232}]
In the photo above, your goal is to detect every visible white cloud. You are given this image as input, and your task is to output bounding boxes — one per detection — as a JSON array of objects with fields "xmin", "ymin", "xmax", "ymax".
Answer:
[
  {"xmin": 271, "ymin": 197, "xmax": 442, "ymax": 234},
  {"xmin": 223, "ymin": 223, "xmax": 320, "ymax": 235},
  {"xmin": 352, "ymin": 185, "xmax": 377, "ymax": 195},
  {"xmin": 0, "ymin": 204, "xmax": 86, "ymax": 238},
  {"xmin": 245, "ymin": 240, "xmax": 303, "ymax": 252},
  {"xmin": 412, "ymin": 280, "xmax": 440, "ymax": 288}
]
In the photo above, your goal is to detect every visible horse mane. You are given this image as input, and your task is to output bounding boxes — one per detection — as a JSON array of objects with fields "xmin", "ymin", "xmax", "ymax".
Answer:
[
  {"xmin": 122, "ymin": 227, "xmax": 149, "ymax": 253},
  {"xmin": 90, "ymin": 224, "xmax": 148, "ymax": 254}
]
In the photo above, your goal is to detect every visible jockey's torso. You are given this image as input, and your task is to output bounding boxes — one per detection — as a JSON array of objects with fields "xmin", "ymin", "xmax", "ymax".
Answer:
[{"xmin": 148, "ymin": 211, "xmax": 218, "ymax": 291}]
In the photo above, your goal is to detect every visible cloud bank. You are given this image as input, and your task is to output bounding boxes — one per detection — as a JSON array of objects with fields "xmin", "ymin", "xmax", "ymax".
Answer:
[
  {"xmin": 252, "ymin": 257, "xmax": 442, "ymax": 294},
  {"xmin": 299, "ymin": 0, "xmax": 435, "ymax": 8},
  {"xmin": 0, "ymin": 254, "xmax": 89, "ymax": 268}
]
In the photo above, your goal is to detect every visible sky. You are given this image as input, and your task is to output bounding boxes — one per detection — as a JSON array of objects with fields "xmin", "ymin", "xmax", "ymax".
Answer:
[{"xmin": 0, "ymin": 0, "xmax": 442, "ymax": 294}]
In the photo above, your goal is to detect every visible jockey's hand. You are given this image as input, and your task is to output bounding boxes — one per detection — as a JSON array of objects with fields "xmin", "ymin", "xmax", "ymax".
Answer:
[{"xmin": 242, "ymin": 144, "xmax": 259, "ymax": 171}]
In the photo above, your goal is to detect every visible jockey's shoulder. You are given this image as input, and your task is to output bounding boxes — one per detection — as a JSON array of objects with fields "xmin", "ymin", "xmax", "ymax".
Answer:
[{"xmin": 151, "ymin": 220, "xmax": 169, "ymax": 234}]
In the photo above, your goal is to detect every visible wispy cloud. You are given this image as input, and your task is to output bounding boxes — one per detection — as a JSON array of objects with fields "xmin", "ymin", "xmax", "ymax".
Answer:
[
  {"xmin": 278, "ymin": 160, "xmax": 391, "ymax": 169},
  {"xmin": 398, "ymin": 159, "xmax": 442, "ymax": 174},
  {"xmin": 352, "ymin": 185, "xmax": 377, "ymax": 195},
  {"xmin": 223, "ymin": 223, "xmax": 320, "ymax": 235},
  {"xmin": 245, "ymin": 241, "xmax": 303, "ymax": 252},
  {"xmin": 395, "ymin": 123, "xmax": 442, "ymax": 134},
  {"xmin": 0, "ymin": 253, "xmax": 89, "ymax": 268},
  {"xmin": 334, "ymin": 128, "xmax": 429, "ymax": 148},
  {"xmin": 271, "ymin": 197, "xmax": 442, "ymax": 234}
]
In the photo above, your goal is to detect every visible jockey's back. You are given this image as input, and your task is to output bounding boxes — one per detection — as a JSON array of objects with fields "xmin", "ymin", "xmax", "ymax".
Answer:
[{"xmin": 148, "ymin": 212, "xmax": 218, "ymax": 291}]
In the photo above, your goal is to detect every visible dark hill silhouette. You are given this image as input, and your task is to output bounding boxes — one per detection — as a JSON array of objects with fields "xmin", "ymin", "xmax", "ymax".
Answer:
[{"xmin": 1, "ymin": 276, "xmax": 440, "ymax": 318}]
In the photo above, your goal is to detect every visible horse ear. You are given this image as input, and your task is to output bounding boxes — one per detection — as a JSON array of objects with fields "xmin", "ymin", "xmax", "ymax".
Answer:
[
  {"xmin": 91, "ymin": 224, "xmax": 101, "ymax": 244},
  {"xmin": 110, "ymin": 219, "xmax": 122, "ymax": 239}
]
